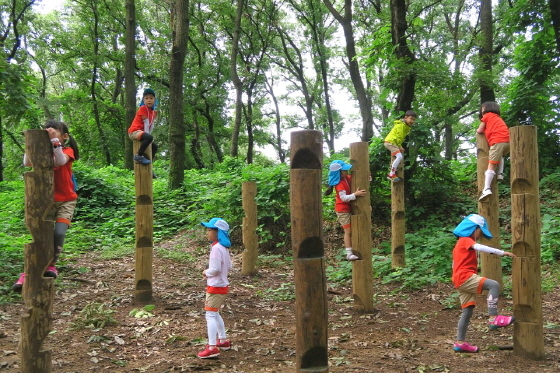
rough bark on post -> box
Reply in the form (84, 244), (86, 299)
(391, 156), (405, 268)
(133, 141), (153, 303)
(20, 130), (55, 373)
(349, 142), (374, 312)
(510, 126), (544, 360)
(476, 133), (502, 285)
(241, 181), (258, 275)
(290, 130), (328, 373)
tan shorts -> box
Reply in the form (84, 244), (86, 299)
(336, 212), (351, 229)
(46, 200), (77, 225)
(204, 292), (227, 312)
(384, 142), (404, 156)
(488, 142), (510, 164)
(457, 274), (486, 308)
(128, 130), (144, 141)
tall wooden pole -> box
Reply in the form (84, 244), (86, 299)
(290, 130), (328, 373)
(133, 142), (153, 303)
(349, 142), (374, 312)
(20, 130), (54, 373)
(510, 126), (544, 359)
(241, 181), (258, 275)
(476, 133), (502, 284)
(391, 155), (405, 268)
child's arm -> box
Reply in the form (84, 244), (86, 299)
(476, 121), (486, 134)
(472, 243), (515, 258)
(205, 255), (221, 277)
(337, 188), (366, 202)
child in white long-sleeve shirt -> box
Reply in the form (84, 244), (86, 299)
(197, 218), (233, 359)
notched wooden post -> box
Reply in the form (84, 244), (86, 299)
(133, 142), (153, 303)
(391, 153), (405, 268)
(349, 142), (374, 312)
(20, 129), (55, 373)
(510, 126), (544, 360)
(290, 130), (328, 373)
(241, 181), (258, 275)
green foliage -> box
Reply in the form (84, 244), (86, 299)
(70, 302), (117, 330)
(255, 281), (294, 301)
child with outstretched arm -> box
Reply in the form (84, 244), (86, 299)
(451, 214), (516, 353)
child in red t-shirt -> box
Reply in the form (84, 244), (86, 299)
(13, 120), (80, 292)
(451, 214), (515, 353)
(128, 88), (158, 165)
(476, 101), (510, 201)
(325, 160), (366, 261)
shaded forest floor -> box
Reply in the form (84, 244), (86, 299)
(1, 230), (559, 373)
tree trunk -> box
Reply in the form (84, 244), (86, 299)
(264, 76), (286, 163)
(230, 0), (245, 157)
(479, 0), (495, 103)
(124, 0), (137, 170)
(323, 0), (374, 141)
(549, 0), (560, 54)
(168, 0), (190, 189)
(390, 0), (417, 113)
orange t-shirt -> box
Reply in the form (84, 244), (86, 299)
(54, 147), (77, 202)
(481, 112), (509, 146)
(451, 236), (477, 288)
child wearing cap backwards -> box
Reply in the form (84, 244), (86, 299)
(325, 160), (367, 261)
(451, 214), (516, 353)
(384, 110), (416, 182)
(128, 88), (158, 165)
(197, 218), (233, 359)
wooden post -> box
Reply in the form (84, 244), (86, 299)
(476, 133), (502, 285)
(349, 142), (374, 312)
(290, 130), (328, 373)
(241, 181), (258, 275)
(133, 142), (153, 303)
(510, 126), (544, 360)
(391, 154), (405, 268)
(20, 130), (55, 373)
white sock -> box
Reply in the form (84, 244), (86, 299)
(390, 153), (403, 174)
(498, 158), (504, 175)
(484, 170), (495, 191)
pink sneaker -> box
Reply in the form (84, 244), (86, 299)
(453, 342), (479, 353)
(216, 340), (231, 350)
(44, 266), (58, 278)
(197, 345), (220, 359)
(12, 273), (25, 293)
(489, 315), (515, 330)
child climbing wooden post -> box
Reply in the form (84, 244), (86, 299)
(241, 181), (258, 275)
(391, 157), (405, 268)
(290, 130), (328, 373)
(476, 132), (503, 284)
(133, 141), (153, 302)
(349, 142), (374, 312)
(20, 130), (54, 373)
(510, 126), (544, 359)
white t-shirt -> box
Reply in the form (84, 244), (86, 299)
(206, 242), (232, 288)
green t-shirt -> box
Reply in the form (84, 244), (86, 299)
(384, 119), (411, 147)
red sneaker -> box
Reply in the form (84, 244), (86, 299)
(216, 340), (231, 350)
(387, 173), (401, 182)
(12, 273), (25, 293)
(197, 345), (220, 359)
(44, 266), (58, 278)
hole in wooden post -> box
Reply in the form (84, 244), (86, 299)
(297, 237), (324, 258)
(136, 279), (151, 290)
(136, 195), (152, 205)
(300, 346), (328, 370)
(137, 236), (152, 247)
(291, 149), (321, 170)
(511, 179), (532, 195)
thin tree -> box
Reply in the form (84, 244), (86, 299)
(168, 0), (189, 189)
(479, 0), (495, 103)
(229, 0), (245, 157)
(124, 0), (136, 170)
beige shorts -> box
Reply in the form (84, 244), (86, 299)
(128, 130), (144, 141)
(488, 142), (510, 164)
(384, 142), (404, 156)
(46, 200), (77, 225)
(457, 274), (486, 308)
(204, 292), (227, 312)
(336, 212), (351, 229)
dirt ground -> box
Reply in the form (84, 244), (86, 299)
(1, 231), (559, 373)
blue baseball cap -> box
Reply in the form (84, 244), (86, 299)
(201, 218), (231, 247)
(453, 214), (493, 239)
